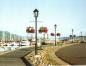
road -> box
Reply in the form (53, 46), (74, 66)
(0, 46), (34, 66)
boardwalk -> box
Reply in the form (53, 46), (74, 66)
(0, 47), (34, 66)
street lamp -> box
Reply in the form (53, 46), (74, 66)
(33, 9), (39, 55)
(72, 29), (74, 43)
(80, 32), (83, 42)
(54, 24), (57, 46)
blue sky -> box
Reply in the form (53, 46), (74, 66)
(0, 0), (86, 37)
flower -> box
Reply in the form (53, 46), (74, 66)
(57, 33), (60, 36)
(26, 27), (35, 33)
(51, 33), (54, 36)
(39, 26), (48, 33)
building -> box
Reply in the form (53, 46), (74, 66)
(0, 31), (26, 42)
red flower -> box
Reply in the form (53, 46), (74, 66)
(31, 29), (35, 33)
(39, 26), (48, 33)
(44, 27), (48, 33)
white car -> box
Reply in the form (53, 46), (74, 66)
(21, 41), (30, 46)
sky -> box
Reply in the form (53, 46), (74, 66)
(0, 0), (86, 37)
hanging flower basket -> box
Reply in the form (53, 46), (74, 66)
(39, 26), (48, 33)
(26, 27), (35, 33)
(51, 33), (54, 36)
(57, 33), (60, 36)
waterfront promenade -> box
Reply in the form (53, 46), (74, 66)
(55, 43), (86, 65)
(0, 42), (86, 66)
(0, 46), (34, 66)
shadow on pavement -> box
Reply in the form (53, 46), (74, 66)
(21, 57), (32, 66)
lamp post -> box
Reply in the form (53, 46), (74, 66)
(72, 29), (74, 43)
(33, 9), (39, 55)
(80, 32), (83, 42)
(54, 24), (57, 46)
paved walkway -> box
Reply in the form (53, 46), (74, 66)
(56, 43), (86, 65)
(0, 46), (34, 66)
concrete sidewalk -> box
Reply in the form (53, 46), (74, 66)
(0, 46), (34, 66)
(56, 43), (86, 65)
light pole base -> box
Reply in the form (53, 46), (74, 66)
(34, 55), (41, 65)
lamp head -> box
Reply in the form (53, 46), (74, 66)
(33, 9), (39, 17)
(54, 24), (57, 28)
